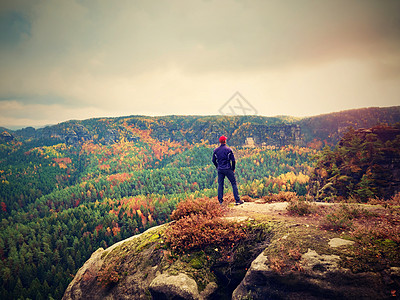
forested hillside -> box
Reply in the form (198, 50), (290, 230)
(5, 106), (400, 147)
(309, 124), (400, 201)
(0, 123), (313, 300)
(0, 107), (399, 299)
(298, 106), (400, 145)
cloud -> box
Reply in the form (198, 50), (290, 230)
(0, 10), (30, 48)
(4, 0), (400, 74)
(0, 0), (399, 128)
(0, 99), (108, 129)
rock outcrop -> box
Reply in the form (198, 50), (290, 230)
(230, 124), (302, 147)
(64, 124), (92, 145)
(63, 222), (256, 299)
(64, 215), (399, 300)
(103, 129), (119, 144)
(63, 248), (105, 300)
(62, 224), (223, 300)
(0, 131), (14, 142)
(63, 225), (167, 300)
(150, 273), (205, 299)
(233, 247), (393, 300)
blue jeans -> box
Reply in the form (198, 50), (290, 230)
(217, 169), (240, 202)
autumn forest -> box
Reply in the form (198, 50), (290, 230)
(1, 108), (400, 299)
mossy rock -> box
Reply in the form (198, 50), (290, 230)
(190, 257), (204, 269)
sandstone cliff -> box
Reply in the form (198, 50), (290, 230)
(0, 131), (14, 142)
(63, 202), (400, 300)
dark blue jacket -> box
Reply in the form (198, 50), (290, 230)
(212, 144), (236, 171)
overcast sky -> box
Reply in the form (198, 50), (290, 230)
(0, 0), (399, 129)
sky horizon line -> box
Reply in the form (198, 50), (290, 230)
(2, 104), (399, 131)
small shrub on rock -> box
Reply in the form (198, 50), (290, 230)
(286, 197), (316, 216)
(368, 192), (400, 207)
(264, 191), (298, 203)
(165, 212), (247, 253)
(345, 213), (400, 272)
(166, 197), (248, 254)
(97, 261), (120, 287)
(320, 212), (352, 231)
(319, 204), (369, 231)
(170, 197), (223, 221)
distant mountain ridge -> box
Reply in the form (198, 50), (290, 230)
(2, 106), (400, 147)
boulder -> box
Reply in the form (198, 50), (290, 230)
(149, 273), (200, 300)
(233, 248), (391, 300)
(328, 238), (355, 248)
(148, 273), (218, 300)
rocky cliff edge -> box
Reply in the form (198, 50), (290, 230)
(63, 201), (400, 300)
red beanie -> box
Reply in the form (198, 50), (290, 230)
(219, 136), (227, 143)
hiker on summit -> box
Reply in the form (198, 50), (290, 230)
(212, 136), (243, 205)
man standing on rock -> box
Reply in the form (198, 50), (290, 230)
(212, 136), (243, 205)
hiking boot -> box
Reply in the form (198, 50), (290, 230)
(219, 200), (224, 205)
(235, 200), (244, 205)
